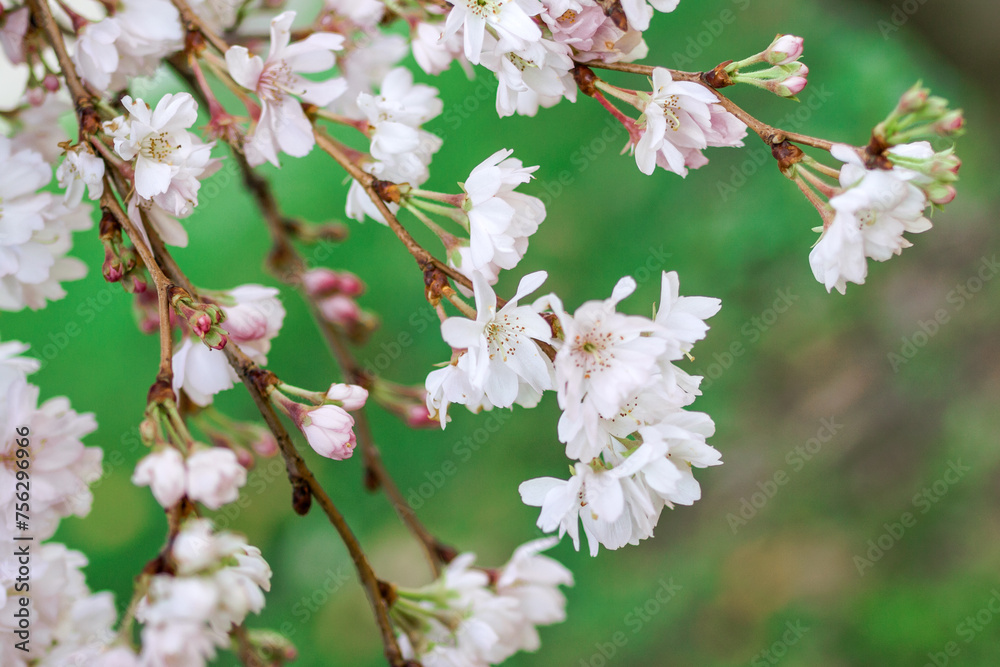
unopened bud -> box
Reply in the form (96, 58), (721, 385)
(764, 34), (804, 65)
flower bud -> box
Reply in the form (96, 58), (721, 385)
(764, 34), (804, 65)
(319, 294), (361, 325)
(325, 383), (368, 411)
(290, 404), (357, 460)
(335, 271), (365, 297)
(43, 74), (60, 92)
(302, 268), (341, 297)
(405, 404), (438, 428)
(930, 110), (965, 136)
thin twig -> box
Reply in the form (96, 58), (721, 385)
(31, 0), (409, 662)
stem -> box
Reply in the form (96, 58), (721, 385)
(168, 55), (452, 583)
(33, 0), (410, 660)
(313, 130), (474, 291)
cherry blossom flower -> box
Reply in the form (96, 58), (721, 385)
(132, 447), (187, 508)
(443, 0), (543, 65)
(620, 0), (680, 32)
(518, 440), (664, 555)
(810, 144), (932, 294)
(74, 0), (183, 93)
(1, 543), (120, 667)
(479, 33), (577, 118)
(137, 520), (271, 667)
(0, 137), (91, 312)
(546, 276), (667, 446)
(633, 67), (723, 176)
(103, 94), (216, 218)
(459, 148), (545, 280)
(185, 446), (248, 510)
(439, 271), (553, 408)
(0, 377), (100, 541)
(226, 11), (347, 166)
(56, 145), (105, 206)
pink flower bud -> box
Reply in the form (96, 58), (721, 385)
(302, 268), (341, 296)
(929, 184), (957, 205)
(251, 430), (279, 457)
(405, 404), (438, 428)
(932, 110), (965, 135)
(782, 75), (809, 96)
(335, 272), (365, 297)
(192, 313), (213, 336)
(765, 34), (804, 65)
(43, 74), (60, 92)
(293, 404), (357, 460)
(325, 383), (368, 411)
(319, 294), (361, 324)
(897, 86), (928, 114)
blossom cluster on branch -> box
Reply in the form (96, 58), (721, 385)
(0, 0), (963, 664)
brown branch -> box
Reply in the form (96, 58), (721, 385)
(31, 1), (409, 662)
(312, 130), (473, 292)
(230, 133), (452, 577)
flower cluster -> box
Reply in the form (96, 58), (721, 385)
(172, 284), (286, 406)
(393, 538), (572, 665)
(135, 519), (272, 667)
(0, 136), (92, 312)
(0, 340), (124, 666)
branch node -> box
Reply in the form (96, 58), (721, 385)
(702, 62), (735, 89)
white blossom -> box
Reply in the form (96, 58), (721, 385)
(443, 0), (543, 65)
(103, 94), (216, 218)
(439, 271), (553, 409)
(56, 146), (106, 206)
(226, 11), (346, 166)
(0, 377), (100, 540)
(810, 144), (932, 294)
(0, 137), (91, 312)
(634, 68), (722, 177)
(459, 148), (545, 280)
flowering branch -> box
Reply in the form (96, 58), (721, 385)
(28, 1), (410, 664)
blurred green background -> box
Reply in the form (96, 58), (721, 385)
(5, 0), (1000, 664)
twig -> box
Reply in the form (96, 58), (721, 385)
(582, 60), (835, 150)
(30, 0), (409, 662)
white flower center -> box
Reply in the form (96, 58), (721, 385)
(140, 132), (178, 162)
(570, 326), (617, 380)
(465, 0), (509, 21)
(486, 314), (525, 362)
(258, 62), (296, 104)
(858, 209), (877, 227)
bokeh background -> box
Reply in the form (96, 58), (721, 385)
(4, 0), (1000, 664)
